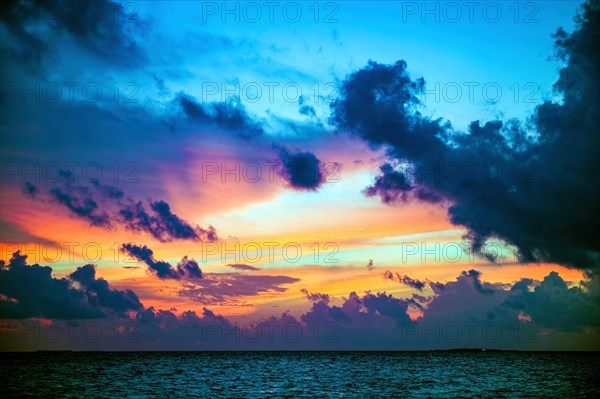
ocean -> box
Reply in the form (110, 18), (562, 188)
(1, 351), (599, 398)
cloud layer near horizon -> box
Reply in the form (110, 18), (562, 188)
(1, 252), (598, 350)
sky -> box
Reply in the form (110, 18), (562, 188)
(0, 0), (599, 351)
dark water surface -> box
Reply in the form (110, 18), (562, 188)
(1, 351), (599, 398)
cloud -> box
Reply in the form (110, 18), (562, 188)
(69, 264), (143, 313)
(0, 0), (147, 70)
(366, 259), (374, 272)
(277, 146), (325, 191)
(49, 187), (112, 228)
(91, 179), (124, 199)
(298, 95), (317, 118)
(120, 243), (202, 280)
(331, 2), (600, 273)
(501, 272), (600, 331)
(26, 178), (217, 243)
(300, 288), (331, 304)
(298, 270), (598, 342)
(364, 163), (413, 204)
(178, 273), (300, 305)
(412, 293), (429, 303)
(178, 93), (264, 139)
(362, 292), (419, 325)
(120, 200), (217, 243)
(226, 263), (260, 271)
(175, 92), (332, 193)
(22, 182), (38, 199)
(0, 219), (53, 244)
(174, 93), (329, 192)
(121, 245), (299, 303)
(299, 290), (419, 329)
(0, 251), (142, 319)
(2, 255), (598, 349)
(25, 176), (119, 228)
(428, 269), (599, 336)
(384, 271), (426, 291)
(464, 269), (495, 295)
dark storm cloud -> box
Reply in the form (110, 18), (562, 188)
(331, 2), (600, 273)
(0, 0), (146, 70)
(330, 59), (438, 157)
(178, 93), (264, 139)
(0, 251), (141, 319)
(226, 263), (260, 271)
(384, 271), (426, 291)
(277, 146), (324, 191)
(120, 243), (202, 280)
